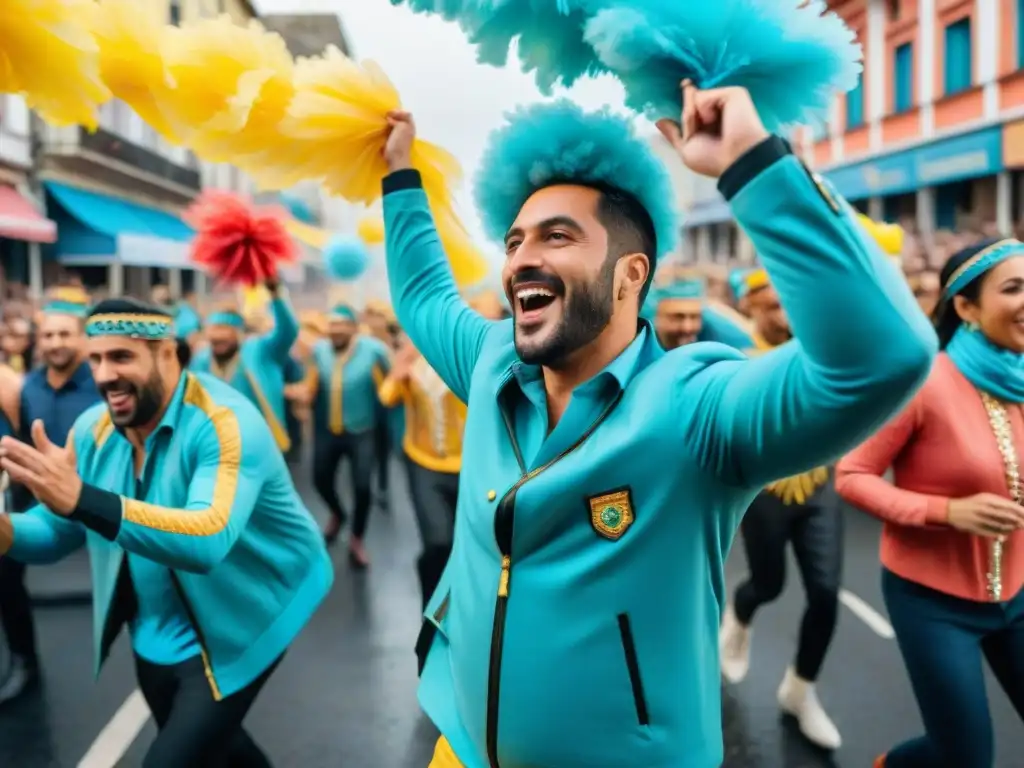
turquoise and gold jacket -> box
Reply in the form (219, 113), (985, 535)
(191, 296), (299, 452)
(2, 372), (332, 699)
(382, 138), (936, 768)
(312, 335), (391, 436)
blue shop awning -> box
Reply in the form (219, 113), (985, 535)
(45, 181), (194, 268)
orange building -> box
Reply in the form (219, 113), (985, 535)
(686, 0), (1024, 264)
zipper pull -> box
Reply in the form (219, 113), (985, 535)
(497, 555), (511, 598)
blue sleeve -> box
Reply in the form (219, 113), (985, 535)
(698, 302), (754, 349)
(382, 170), (495, 404)
(284, 356), (304, 384)
(68, 406), (267, 573)
(256, 295), (300, 363)
(5, 506), (85, 564)
(677, 140), (936, 488)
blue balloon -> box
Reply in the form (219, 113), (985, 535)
(324, 235), (369, 282)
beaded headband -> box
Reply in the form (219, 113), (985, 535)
(85, 313), (173, 340)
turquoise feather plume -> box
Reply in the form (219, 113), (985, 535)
(474, 100), (678, 261)
(583, 0), (862, 129)
(390, 0), (606, 92)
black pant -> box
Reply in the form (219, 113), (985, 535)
(312, 430), (376, 539)
(882, 570), (1024, 768)
(405, 458), (459, 608)
(135, 654), (278, 768)
(0, 557), (37, 665)
(374, 414), (390, 494)
(733, 487), (843, 681)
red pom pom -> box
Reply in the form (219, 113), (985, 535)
(185, 191), (298, 287)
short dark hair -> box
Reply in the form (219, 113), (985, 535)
(593, 185), (658, 302)
(87, 297), (172, 319)
(933, 236), (1002, 349)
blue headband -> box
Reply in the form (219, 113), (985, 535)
(657, 279), (705, 301)
(330, 304), (356, 321)
(207, 311), (246, 329)
(86, 313), (173, 340)
(728, 269), (751, 300)
(44, 300), (89, 318)
(944, 239), (1024, 298)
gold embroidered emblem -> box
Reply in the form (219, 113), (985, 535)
(588, 489), (635, 541)
(810, 171), (842, 215)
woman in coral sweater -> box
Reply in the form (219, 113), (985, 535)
(836, 237), (1024, 768)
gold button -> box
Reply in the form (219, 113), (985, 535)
(487, 490), (497, 501)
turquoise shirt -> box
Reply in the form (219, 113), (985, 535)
(6, 372), (333, 699)
(191, 296), (299, 452)
(312, 336), (391, 436)
(382, 151), (936, 768)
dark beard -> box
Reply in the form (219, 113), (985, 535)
(103, 372), (165, 428)
(515, 258), (616, 367)
(212, 347), (238, 367)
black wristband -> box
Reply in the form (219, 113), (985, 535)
(718, 135), (792, 202)
(70, 483), (123, 541)
(383, 169), (423, 196)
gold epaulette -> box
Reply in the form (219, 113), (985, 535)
(765, 466), (830, 505)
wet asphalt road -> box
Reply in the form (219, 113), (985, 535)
(1, 464), (1022, 767)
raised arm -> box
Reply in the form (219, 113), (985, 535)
(69, 408), (266, 573)
(668, 96), (934, 488)
(381, 114), (495, 403)
(256, 286), (300, 364)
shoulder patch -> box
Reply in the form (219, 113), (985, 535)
(806, 167), (842, 215)
(586, 487), (635, 541)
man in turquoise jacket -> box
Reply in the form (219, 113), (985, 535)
(190, 281), (299, 455)
(381, 82), (936, 768)
(0, 298), (332, 767)
(311, 303), (391, 565)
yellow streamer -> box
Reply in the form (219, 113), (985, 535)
(0, 0), (109, 128)
(93, 0), (180, 143)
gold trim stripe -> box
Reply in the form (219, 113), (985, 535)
(93, 411), (114, 448)
(943, 239), (1020, 295)
(86, 313), (172, 327)
(123, 375), (241, 536)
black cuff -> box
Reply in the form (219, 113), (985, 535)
(382, 169), (423, 196)
(717, 135), (792, 202)
(70, 483), (123, 541)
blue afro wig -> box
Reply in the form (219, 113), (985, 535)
(474, 100), (678, 271)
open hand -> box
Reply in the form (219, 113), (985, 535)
(657, 80), (770, 179)
(0, 420), (81, 516)
(384, 111), (416, 173)
(946, 493), (1024, 537)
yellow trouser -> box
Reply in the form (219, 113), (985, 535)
(429, 737), (464, 767)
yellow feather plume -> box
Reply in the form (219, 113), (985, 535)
(0, 0), (109, 128)
(269, 47), (487, 287)
(357, 216), (385, 245)
(160, 16), (294, 159)
(93, 0), (179, 143)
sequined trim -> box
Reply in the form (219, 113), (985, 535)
(978, 391), (1019, 602)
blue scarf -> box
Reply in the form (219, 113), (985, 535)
(946, 325), (1024, 403)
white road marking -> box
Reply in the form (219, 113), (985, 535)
(77, 688), (151, 768)
(840, 588), (895, 639)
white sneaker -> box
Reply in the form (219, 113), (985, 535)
(777, 666), (842, 750)
(719, 605), (752, 684)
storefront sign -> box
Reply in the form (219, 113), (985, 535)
(826, 125), (1004, 200)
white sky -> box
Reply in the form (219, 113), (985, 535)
(254, 0), (643, 266)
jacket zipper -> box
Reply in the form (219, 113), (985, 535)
(169, 572), (224, 701)
(485, 390), (624, 768)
